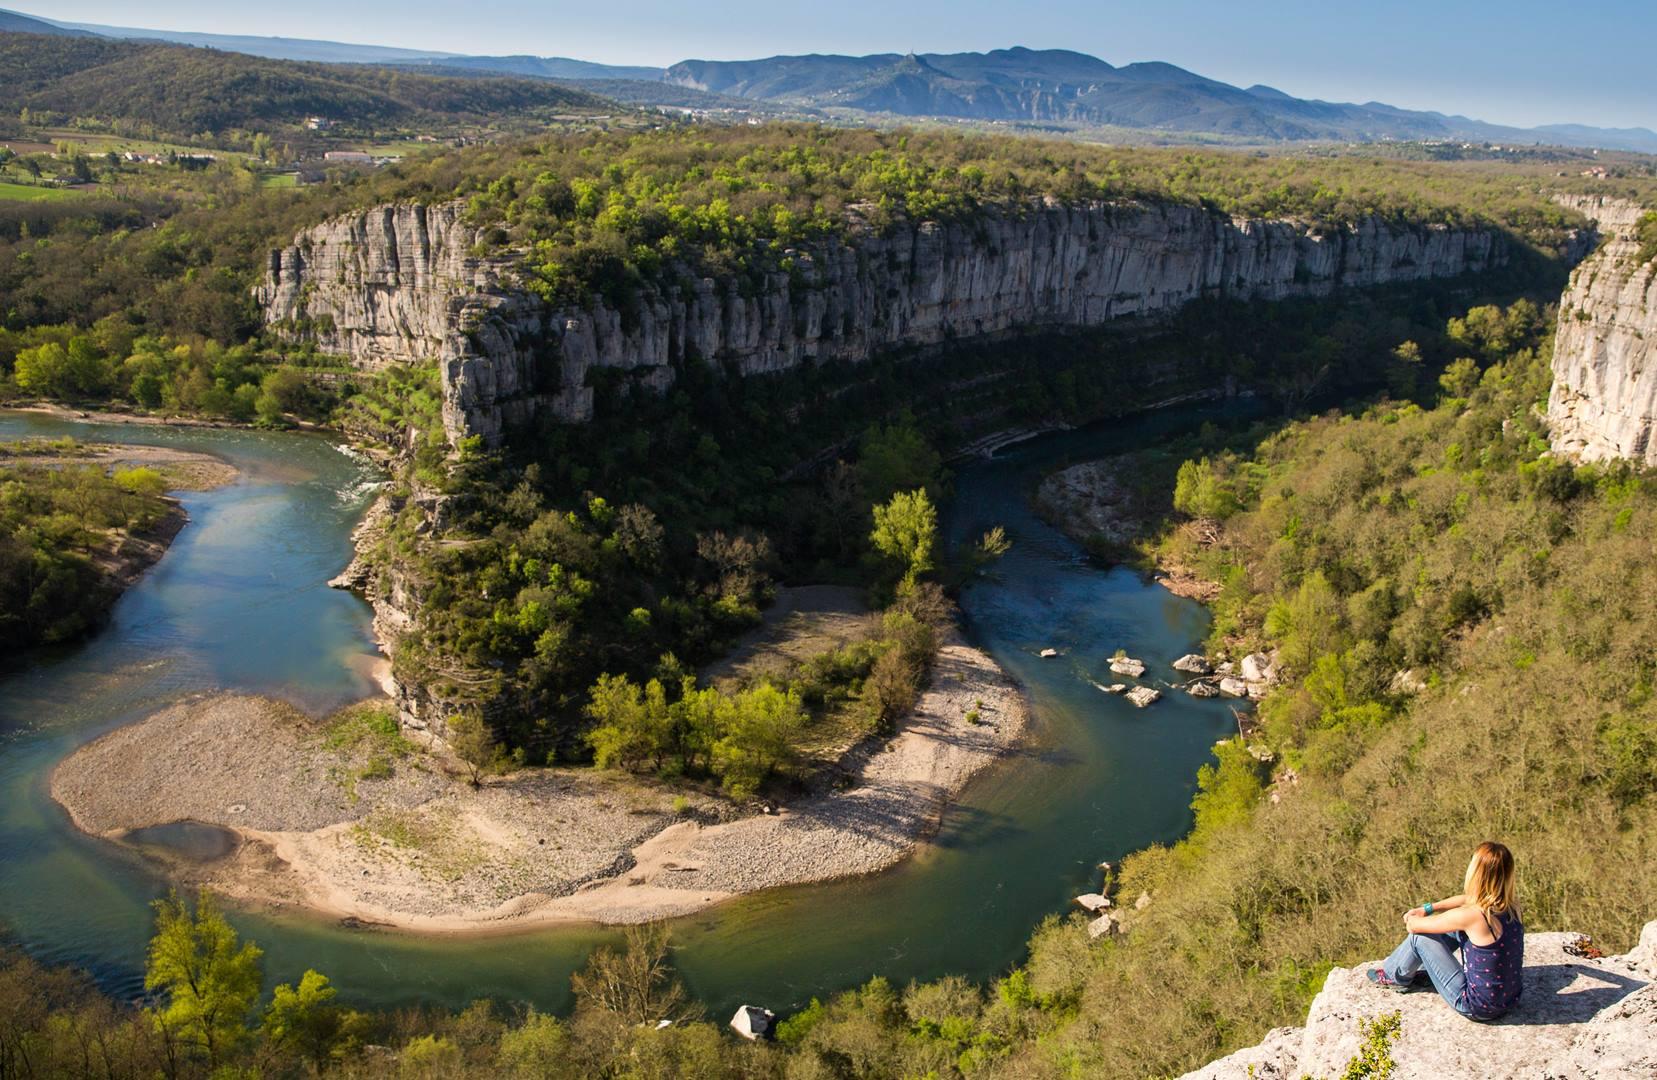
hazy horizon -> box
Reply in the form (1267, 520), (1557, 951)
(21, 0), (1657, 133)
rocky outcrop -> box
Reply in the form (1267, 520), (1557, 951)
(260, 199), (1508, 446)
(1181, 920), (1657, 1080)
(1547, 196), (1657, 465)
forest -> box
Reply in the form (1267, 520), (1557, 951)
(0, 32), (614, 139)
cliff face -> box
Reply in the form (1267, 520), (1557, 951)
(1547, 196), (1657, 464)
(259, 199), (1507, 446)
(1182, 920), (1657, 1080)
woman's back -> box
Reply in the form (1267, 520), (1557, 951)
(1461, 909), (1524, 1018)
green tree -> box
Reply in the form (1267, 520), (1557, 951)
(585, 674), (675, 772)
(144, 891), (262, 1069)
(1173, 458), (1239, 520)
(711, 683), (804, 798)
(497, 1011), (575, 1078)
(446, 710), (500, 786)
(871, 488), (938, 585)
(859, 419), (942, 502)
(263, 969), (349, 1071)
(398, 1034), (462, 1078)
(1438, 357), (1481, 399)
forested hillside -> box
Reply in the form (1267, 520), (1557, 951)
(0, 31), (616, 138)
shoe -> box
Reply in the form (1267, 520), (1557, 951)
(1366, 968), (1411, 993)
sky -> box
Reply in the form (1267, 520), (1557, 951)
(26, 0), (1657, 131)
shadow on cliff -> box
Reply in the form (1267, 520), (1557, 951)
(1482, 962), (1647, 1027)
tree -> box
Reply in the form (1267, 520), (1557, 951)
(1386, 340), (1423, 399)
(710, 683), (804, 798)
(585, 674), (674, 772)
(570, 923), (698, 1025)
(1438, 357), (1481, 399)
(871, 488), (938, 585)
(1173, 458), (1240, 520)
(497, 1011), (575, 1079)
(446, 710), (499, 786)
(263, 969), (350, 1071)
(858, 419), (942, 502)
(144, 891), (262, 1069)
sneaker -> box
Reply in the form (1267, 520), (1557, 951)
(1366, 968), (1411, 993)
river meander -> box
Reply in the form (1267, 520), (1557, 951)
(0, 405), (1241, 1018)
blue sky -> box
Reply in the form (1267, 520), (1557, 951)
(29, 0), (1657, 130)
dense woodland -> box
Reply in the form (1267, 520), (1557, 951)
(0, 32), (613, 140)
(0, 439), (174, 650)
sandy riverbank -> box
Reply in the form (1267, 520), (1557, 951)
(50, 632), (1026, 931)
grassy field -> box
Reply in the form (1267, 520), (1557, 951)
(34, 128), (255, 163)
(261, 172), (299, 189)
(0, 180), (80, 202)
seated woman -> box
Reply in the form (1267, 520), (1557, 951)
(1367, 840), (1524, 1021)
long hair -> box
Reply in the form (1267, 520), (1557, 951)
(1463, 841), (1517, 913)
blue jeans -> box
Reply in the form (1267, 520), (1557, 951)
(1383, 932), (1489, 1020)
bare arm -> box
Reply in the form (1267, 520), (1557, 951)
(1404, 893), (1467, 920)
(1404, 903), (1478, 935)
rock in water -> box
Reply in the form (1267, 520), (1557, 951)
(1074, 893), (1111, 912)
(1125, 686), (1161, 708)
(1187, 681), (1219, 698)
(1040, 648), (1060, 658)
(1218, 677), (1249, 697)
(730, 1005), (776, 1041)
(1178, 920), (1657, 1079)
(1110, 657), (1147, 678)
(1173, 653), (1212, 674)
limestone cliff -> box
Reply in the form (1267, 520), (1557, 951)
(1182, 920), (1657, 1080)
(259, 199), (1508, 446)
(1547, 196), (1657, 464)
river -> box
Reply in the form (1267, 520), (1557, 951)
(0, 405), (1240, 1018)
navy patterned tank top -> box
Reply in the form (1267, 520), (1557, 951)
(1461, 909), (1523, 1018)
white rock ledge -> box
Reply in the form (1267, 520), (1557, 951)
(1181, 920), (1657, 1080)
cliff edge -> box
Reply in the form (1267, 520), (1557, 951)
(1547, 195), (1656, 465)
(258, 200), (1506, 446)
(1181, 920), (1656, 1079)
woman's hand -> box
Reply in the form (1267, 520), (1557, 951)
(1405, 906), (1427, 921)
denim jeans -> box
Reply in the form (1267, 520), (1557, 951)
(1382, 932), (1487, 1019)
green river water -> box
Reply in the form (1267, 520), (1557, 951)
(0, 405), (1243, 1018)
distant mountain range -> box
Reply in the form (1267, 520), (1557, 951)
(6, 8), (1655, 154)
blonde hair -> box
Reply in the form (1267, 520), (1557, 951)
(1464, 841), (1517, 914)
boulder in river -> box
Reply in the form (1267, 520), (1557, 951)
(1109, 656), (1147, 678)
(1218, 677), (1249, 697)
(731, 1005), (777, 1041)
(1187, 681), (1219, 698)
(1075, 893), (1111, 912)
(1040, 648), (1060, 658)
(1126, 686), (1162, 708)
(1173, 653), (1212, 674)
